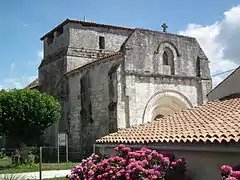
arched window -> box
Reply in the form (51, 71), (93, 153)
(163, 51), (168, 65)
(162, 48), (174, 75)
(196, 57), (201, 77)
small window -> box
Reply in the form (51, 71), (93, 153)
(196, 57), (201, 77)
(99, 36), (105, 49)
(56, 27), (63, 37)
(47, 34), (54, 45)
(163, 51), (168, 65)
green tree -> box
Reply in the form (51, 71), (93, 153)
(0, 89), (61, 148)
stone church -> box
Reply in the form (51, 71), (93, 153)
(27, 19), (212, 157)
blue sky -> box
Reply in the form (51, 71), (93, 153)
(0, 0), (240, 89)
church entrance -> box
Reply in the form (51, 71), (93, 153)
(154, 114), (164, 120)
(142, 90), (192, 123)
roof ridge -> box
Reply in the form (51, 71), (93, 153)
(41, 18), (197, 41)
(135, 28), (196, 40)
(41, 19), (134, 40)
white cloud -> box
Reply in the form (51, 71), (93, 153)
(179, 5), (240, 87)
(9, 61), (15, 75)
(26, 50), (43, 66)
(0, 50), (41, 90)
(0, 76), (37, 90)
(37, 50), (43, 59)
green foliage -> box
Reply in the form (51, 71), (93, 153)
(0, 89), (61, 142)
(13, 163), (38, 169)
(0, 151), (5, 159)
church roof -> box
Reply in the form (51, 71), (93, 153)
(41, 18), (134, 40)
(96, 97), (240, 144)
(64, 52), (123, 77)
(24, 78), (39, 89)
(41, 18), (196, 41)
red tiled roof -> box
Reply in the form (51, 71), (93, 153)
(41, 19), (133, 40)
(96, 97), (240, 144)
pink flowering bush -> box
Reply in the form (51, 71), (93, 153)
(66, 144), (189, 180)
(221, 165), (240, 180)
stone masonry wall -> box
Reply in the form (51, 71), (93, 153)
(39, 21), (212, 151)
(43, 24), (70, 57)
(65, 55), (123, 157)
(125, 75), (199, 125)
(39, 22), (132, 147)
(122, 29), (212, 126)
(123, 29), (210, 78)
(68, 23), (131, 51)
(65, 23), (132, 72)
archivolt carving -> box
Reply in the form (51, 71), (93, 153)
(142, 90), (192, 123)
(155, 41), (181, 57)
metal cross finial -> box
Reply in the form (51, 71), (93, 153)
(161, 23), (168, 33)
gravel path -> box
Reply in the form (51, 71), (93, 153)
(0, 169), (71, 179)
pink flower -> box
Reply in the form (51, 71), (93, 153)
(142, 159), (149, 166)
(171, 162), (177, 166)
(163, 157), (170, 165)
(148, 169), (155, 175)
(225, 177), (237, 180)
(177, 158), (183, 163)
(221, 165), (233, 175)
(155, 171), (161, 177)
(123, 147), (131, 151)
(66, 145), (188, 180)
(119, 144), (125, 149)
(116, 172), (122, 177)
(147, 155), (153, 161)
(231, 171), (240, 179)
(88, 170), (94, 175)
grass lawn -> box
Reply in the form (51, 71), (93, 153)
(0, 157), (77, 174)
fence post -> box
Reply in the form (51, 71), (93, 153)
(39, 146), (42, 180)
(66, 133), (68, 163)
(93, 144), (96, 154)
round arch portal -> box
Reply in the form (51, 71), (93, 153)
(142, 91), (193, 123)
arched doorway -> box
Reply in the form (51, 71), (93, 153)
(154, 114), (164, 120)
(142, 90), (192, 123)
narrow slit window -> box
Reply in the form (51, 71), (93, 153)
(47, 34), (54, 45)
(163, 51), (168, 65)
(56, 27), (63, 37)
(99, 36), (105, 49)
(196, 57), (201, 77)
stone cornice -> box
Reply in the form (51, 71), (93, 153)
(125, 71), (211, 81)
(39, 46), (115, 69)
(67, 47), (114, 58)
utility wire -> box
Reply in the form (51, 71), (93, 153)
(211, 68), (237, 77)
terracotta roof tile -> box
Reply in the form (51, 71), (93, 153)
(96, 98), (240, 144)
